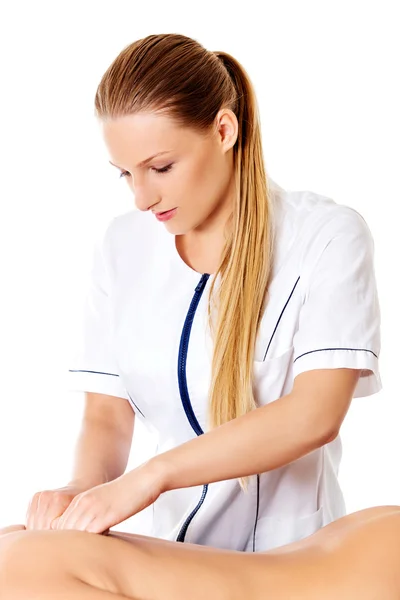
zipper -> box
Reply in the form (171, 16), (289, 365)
(177, 273), (209, 435)
(176, 272), (210, 542)
(176, 483), (208, 542)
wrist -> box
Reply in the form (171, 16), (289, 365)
(145, 454), (176, 495)
(66, 477), (105, 490)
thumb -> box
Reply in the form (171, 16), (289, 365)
(50, 517), (61, 530)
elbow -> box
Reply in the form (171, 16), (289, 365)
(302, 403), (344, 447)
(318, 422), (340, 445)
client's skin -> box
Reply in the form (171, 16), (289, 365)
(0, 505), (399, 599)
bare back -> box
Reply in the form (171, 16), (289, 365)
(1, 506), (399, 599)
(104, 505), (400, 600)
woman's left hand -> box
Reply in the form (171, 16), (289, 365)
(51, 463), (163, 534)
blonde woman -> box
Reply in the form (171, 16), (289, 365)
(7, 30), (382, 569)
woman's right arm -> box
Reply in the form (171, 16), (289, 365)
(25, 392), (135, 530)
(67, 391), (135, 489)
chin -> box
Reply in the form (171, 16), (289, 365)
(163, 221), (190, 236)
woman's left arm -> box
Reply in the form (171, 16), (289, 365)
(143, 367), (361, 493)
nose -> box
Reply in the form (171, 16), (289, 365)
(132, 184), (160, 212)
(134, 194), (155, 212)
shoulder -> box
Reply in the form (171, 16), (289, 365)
(275, 182), (372, 253)
(272, 179), (371, 241)
(301, 200), (374, 266)
(269, 180), (375, 288)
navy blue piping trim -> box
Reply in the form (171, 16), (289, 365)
(127, 391), (146, 418)
(176, 273), (210, 543)
(262, 276), (300, 361)
(177, 273), (210, 436)
(176, 484), (209, 543)
(68, 369), (144, 417)
(252, 474), (260, 552)
(294, 347), (378, 362)
(68, 369), (120, 377)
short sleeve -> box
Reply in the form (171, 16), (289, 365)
(67, 221), (130, 400)
(293, 207), (382, 398)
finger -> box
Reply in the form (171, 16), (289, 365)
(48, 495), (79, 529)
(56, 504), (101, 533)
(39, 495), (69, 531)
(57, 512), (96, 532)
(55, 491), (112, 533)
(28, 491), (55, 530)
(25, 493), (40, 530)
(83, 515), (110, 534)
(54, 507), (72, 530)
(50, 517), (60, 530)
(55, 493), (92, 531)
(36, 492), (65, 530)
(35, 492), (51, 530)
(54, 501), (83, 531)
(83, 505), (117, 535)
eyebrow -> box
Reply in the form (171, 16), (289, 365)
(109, 151), (172, 170)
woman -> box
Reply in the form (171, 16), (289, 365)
(24, 32), (382, 553)
(0, 505), (399, 598)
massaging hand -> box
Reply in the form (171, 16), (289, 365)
(25, 484), (88, 531)
(51, 464), (162, 534)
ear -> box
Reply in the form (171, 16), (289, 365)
(215, 108), (238, 152)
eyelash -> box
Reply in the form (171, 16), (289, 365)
(119, 164), (173, 178)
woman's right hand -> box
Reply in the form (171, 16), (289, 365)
(25, 484), (90, 530)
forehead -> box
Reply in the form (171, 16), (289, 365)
(102, 112), (176, 140)
(100, 112), (199, 159)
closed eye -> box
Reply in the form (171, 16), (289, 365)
(119, 164), (173, 178)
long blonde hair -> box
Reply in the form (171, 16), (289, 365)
(95, 34), (275, 479)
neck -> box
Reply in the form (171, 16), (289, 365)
(175, 227), (228, 275)
(176, 179), (235, 274)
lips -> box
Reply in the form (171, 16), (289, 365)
(154, 207), (177, 222)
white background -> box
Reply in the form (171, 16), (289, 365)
(0, 1), (398, 533)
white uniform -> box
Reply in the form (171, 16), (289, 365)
(67, 179), (382, 552)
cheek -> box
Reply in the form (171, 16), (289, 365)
(168, 151), (224, 219)
(187, 156), (222, 203)
(167, 165), (201, 209)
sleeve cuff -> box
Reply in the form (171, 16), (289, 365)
(66, 369), (130, 400)
(293, 347), (382, 398)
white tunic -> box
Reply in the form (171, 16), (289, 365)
(67, 179), (382, 552)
